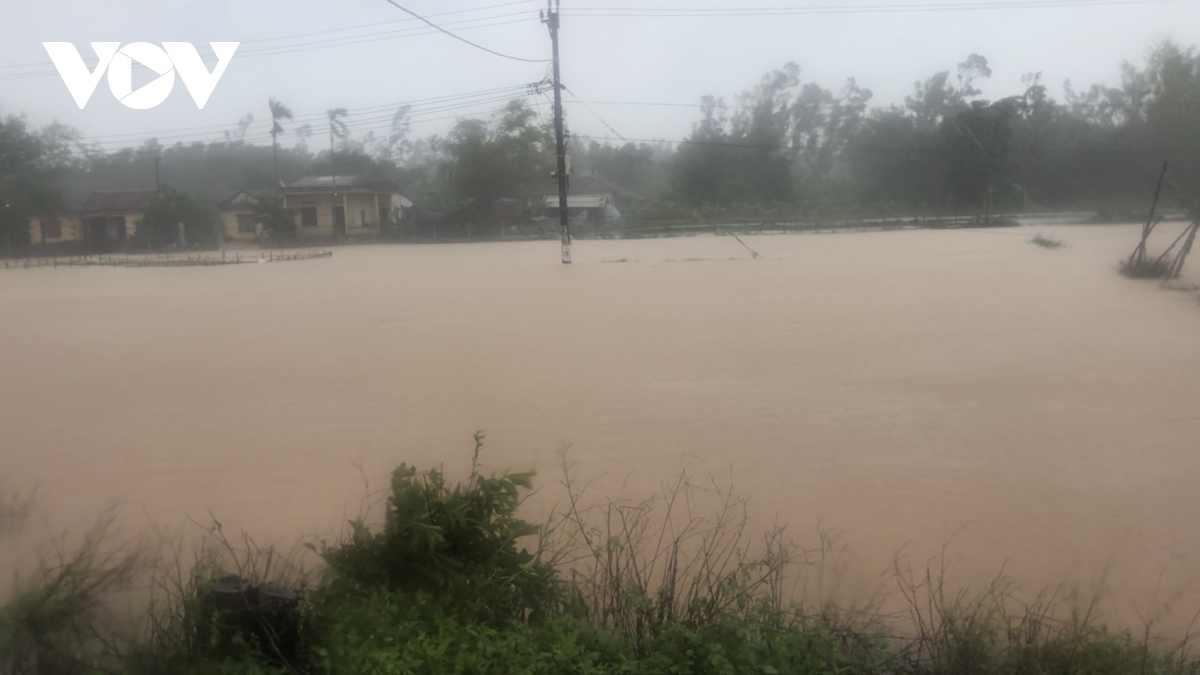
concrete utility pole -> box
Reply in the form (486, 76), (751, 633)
(543, 0), (571, 264)
(151, 152), (161, 252)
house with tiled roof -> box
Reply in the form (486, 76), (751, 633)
(29, 189), (157, 249)
(278, 175), (410, 239)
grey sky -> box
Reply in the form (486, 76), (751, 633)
(2, 0), (1198, 154)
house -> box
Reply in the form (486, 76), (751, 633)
(279, 176), (411, 239)
(217, 190), (273, 243)
(541, 194), (622, 226)
(540, 171), (638, 227)
(29, 189), (157, 249)
(570, 171), (642, 210)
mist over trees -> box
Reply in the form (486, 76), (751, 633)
(5, 40), (1200, 245)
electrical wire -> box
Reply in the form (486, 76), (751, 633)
(562, 0), (1195, 17)
(77, 84), (539, 142)
(0, 1), (539, 72)
(379, 0), (550, 62)
(0, 12), (544, 82)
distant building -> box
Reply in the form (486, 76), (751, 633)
(279, 176), (411, 239)
(540, 171), (640, 227)
(541, 194), (622, 227)
(29, 189), (157, 250)
(217, 190), (273, 243)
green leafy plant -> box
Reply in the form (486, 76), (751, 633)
(320, 432), (560, 625)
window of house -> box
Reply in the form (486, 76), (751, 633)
(360, 209), (367, 227)
(236, 213), (256, 234)
(300, 204), (318, 227)
(42, 219), (62, 240)
(379, 204), (391, 223)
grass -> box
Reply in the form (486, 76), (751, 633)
(4, 437), (1200, 674)
(1029, 234), (1066, 249)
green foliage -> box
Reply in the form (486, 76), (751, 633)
(140, 185), (218, 248)
(0, 115), (69, 254)
(251, 197), (296, 243)
(320, 432), (560, 625)
(440, 100), (553, 233)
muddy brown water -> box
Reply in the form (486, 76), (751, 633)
(3, 223), (1200, 632)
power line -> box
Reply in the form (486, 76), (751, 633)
(75, 83), (538, 142)
(224, 14), (539, 60)
(562, 86), (630, 141)
(0, 14), (544, 82)
(379, 0), (550, 62)
(0, 1), (539, 73)
(239, 0), (536, 45)
(563, 0), (1195, 16)
(76, 92), (545, 153)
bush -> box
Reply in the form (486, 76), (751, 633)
(1120, 256), (1172, 279)
(320, 432), (560, 626)
(1029, 234), (1065, 249)
(252, 198), (297, 244)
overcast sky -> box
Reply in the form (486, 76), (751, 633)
(1, 0), (1198, 154)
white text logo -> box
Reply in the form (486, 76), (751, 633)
(42, 42), (239, 110)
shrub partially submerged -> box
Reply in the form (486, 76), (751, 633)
(1029, 234), (1065, 249)
(1120, 256), (1173, 279)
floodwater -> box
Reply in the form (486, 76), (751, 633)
(3, 223), (1200, 629)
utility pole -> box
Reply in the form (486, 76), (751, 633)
(543, 0), (571, 264)
(330, 125), (342, 243)
(151, 151), (161, 252)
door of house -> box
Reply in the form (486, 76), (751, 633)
(333, 204), (346, 235)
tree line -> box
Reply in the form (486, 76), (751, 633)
(3, 40), (1199, 250)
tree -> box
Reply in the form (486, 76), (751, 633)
(224, 113), (254, 142)
(327, 108), (348, 175)
(940, 99), (1019, 218)
(252, 197), (296, 243)
(440, 99), (552, 234)
(295, 123), (313, 153)
(0, 115), (68, 255)
(269, 98), (293, 187)
(140, 185), (216, 248)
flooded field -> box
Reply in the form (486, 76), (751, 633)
(4, 223), (1200, 628)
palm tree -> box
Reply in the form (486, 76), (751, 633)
(326, 107), (348, 174)
(269, 98), (293, 187)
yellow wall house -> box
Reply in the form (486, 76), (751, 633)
(280, 176), (409, 240)
(218, 190), (273, 243)
(29, 189), (156, 249)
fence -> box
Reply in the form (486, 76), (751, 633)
(1, 250), (333, 270)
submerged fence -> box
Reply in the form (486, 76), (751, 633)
(1, 250), (333, 270)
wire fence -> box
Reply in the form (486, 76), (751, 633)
(1, 250), (333, 270)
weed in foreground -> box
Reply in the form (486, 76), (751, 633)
(0, 505), (145, 674)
